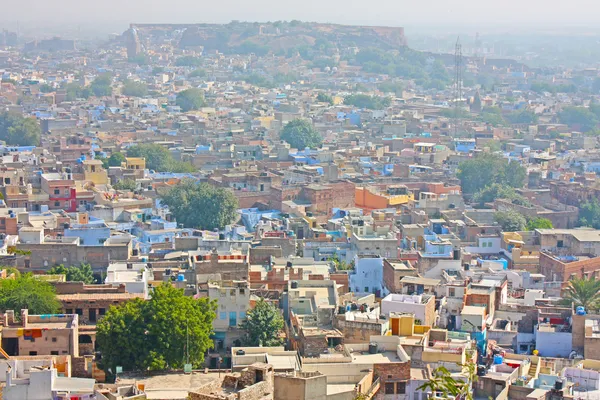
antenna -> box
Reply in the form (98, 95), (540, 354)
(453, 37), (463, 136)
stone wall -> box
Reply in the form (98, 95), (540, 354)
(540, 252), (600, 282)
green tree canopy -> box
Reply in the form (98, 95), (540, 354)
(160, 179), (238, 230)
(175, 88), (205, 112)
(240, 299), (284, 347)
(188, 69), (206, 78)
(316, 92), (333, 105)
(280, 119), (323, 150)
(122, 80), (148, 97)
(175, 56), (202, 67)
(473, 183), (518, 205)
(561, 276), (600, 312)
(507, 109), (539, 124)
(344, 94), (391, 110)
(457, 153), (526, 194)
(0, 274), (61, 315)
(63, 82), (91, 101)
(578, 198), (600, 229)
(47, 263), (95, 284)
(96, 283), (216, 374)
(378, 81), (404, 96)
(90, 73), (113, 97)
(127, 143), (195, 173)
(0, 111), (41, 146)
(107, 152), (126, 167)
(526, 217), (553, 231)
(494, 210), (527, 232)
(558, 106), (598, 132)
(113, 179), (137, 192)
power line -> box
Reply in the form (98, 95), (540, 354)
(454, 37), (463, 136)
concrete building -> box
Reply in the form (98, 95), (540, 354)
(105, 262), (154, 299)
(381, 293), (436, 326)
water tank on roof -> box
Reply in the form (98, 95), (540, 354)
(493, 355), (504, 365)
(177, 274), (185, 282)
(368, 343), (378, 354)
(576, 306), (586, 315)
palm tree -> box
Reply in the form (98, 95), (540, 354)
(562, 276), (600, 312)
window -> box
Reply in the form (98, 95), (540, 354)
(488, 242), (493, 247)
(220, 312), (226, 320)
(239, 288), (245, 295)
(519, 344), (528, 352)
(385, 383), (395, 394)
(557, 240), (564, 248)
(239, 311), (246, 319)
(229, 312), (237, 327)
(51, 351), (59, 355)
(52, 338), (57, 343)
(54, 202), (60, 207)
(397, 382), (406, 394)
(99, 308), (106, 316)
(364, 287), (369, 293)
(482, 242), (487, 248)
(54, 189), (60, 195)
(65, 309), (73, 314)
(29, 351), (37, 356)
(75, 309), (83, 316)
(449, 288), (455, 297)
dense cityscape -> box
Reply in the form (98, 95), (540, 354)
(0, 17), (600, 400)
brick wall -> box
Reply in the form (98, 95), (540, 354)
(540, 252), (600, 282)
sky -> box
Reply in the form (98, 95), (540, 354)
(2, 0), (600, 34)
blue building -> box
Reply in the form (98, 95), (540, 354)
(64, 216), (111, 246)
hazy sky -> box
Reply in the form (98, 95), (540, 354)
(2, 0), (600, 33)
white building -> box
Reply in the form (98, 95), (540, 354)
(105, 262), (153, 299)
(349, 256), (384, 296)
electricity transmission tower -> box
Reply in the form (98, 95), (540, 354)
(453, 37), (463, 136)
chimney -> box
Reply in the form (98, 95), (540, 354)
(5, 310), (14, 326)
(20, 309), (28, 327)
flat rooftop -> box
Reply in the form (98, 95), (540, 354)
(350, 351), (399, 364)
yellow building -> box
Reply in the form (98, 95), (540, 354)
(124, 157), (146, 171)
(82, 160), (108, 185)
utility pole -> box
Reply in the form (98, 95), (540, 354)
(453, 37), (463, 137)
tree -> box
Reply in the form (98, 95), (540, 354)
(188, 69), (206, 78)
(39, 83), (54, 93)
(113, 179), (137, 192)
(457, 153), (526, 194)
(344, 94), (391, 110)
(507, 109), (538, 124)
(418, 354), (477, 400)
(472, 183), (518, 205)
(96, 283), (216, 374)
(0, 111), (41, 146)
(328, 253), (354, 271)
(240, 299), (284, 347)
(90, 73), (113, 97)
(175, 56), (202, 67)
(378, 81), (404, 96)
(106, 152), (126, 167)
(494, 210), (527, 232)
(526, 217), (553, 231)
(127, 143), (195, 173)
(578, 198), (600, 229)
(122, 80), (148, 97)
(561, 276), (600, 312)
(160, 179), (238, 230)
(175, 88), (205, 112)
(316, 92), (333, 105)
(558, 106), (598, 132)
(0, 274), (61, 315)
(63, 82), (91, 101)
(280, 119), (323, 150)
(47, 263), (95, 284)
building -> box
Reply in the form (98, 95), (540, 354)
(381, 293), (436, 326)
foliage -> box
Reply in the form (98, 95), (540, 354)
(506, 109), (539, 124)
(561, 276), (600, 312)
(473, 183), (519, 205)
(39, 83), (54, 93)
(122, 80), (148, 97)
(64, 82), (91, 101)
(113, 179), (137, 192)
(175, 56), (202, 67)
(526, 217), (553, 231)
(128, 54), (149, 65)
(477, 106), (506, 126)
(0, 274), (61, 315)
(558, 106), (598, 132)
(175, 88), (205, 112)
(90, 73), (113, 97)
(106, 152), (126, 167)
(344, 94), (391, 110)
(47, 263), (95, 284)
(240, 299), (284, 347)
(578, 198), (600, 229)
(280, 119), (323, 149)
(127, 143), (196, 173)
(152, 66), (165, 75)
(378, 81), (404, 96)
(418, 353), (477, 400)
(494, 210), (527, 232)
(160, 178), (238, 230)
(232, 41), (269, 56)
(0, 111), (41, 146)
(328, 253), (353, 271)
(96, 283), (216, 374)
(241, 73), (273, 88)
(188, 69), (206, 78)
(316, 92), (333, 105)
(457, 153), (526, 194)
(530, 82), (577, 94)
